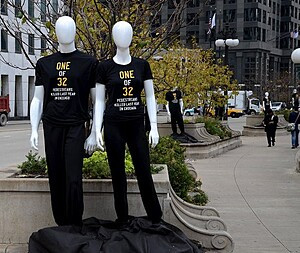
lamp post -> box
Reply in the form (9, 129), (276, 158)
(292, 48), (300, 82)
(215, 23), (239, 120)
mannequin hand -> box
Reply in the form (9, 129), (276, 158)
(149, 129), (159, 147)
(95, 130), (105, 151)
(181, 110), (183, 115)
(30, 131), (39, 151)
(84, 131), (98, 155)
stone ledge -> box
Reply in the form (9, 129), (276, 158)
(183, 136), (242, 159)
(0, 165), (234, 252)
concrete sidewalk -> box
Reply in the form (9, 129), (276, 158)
(191, 134), (300, 253)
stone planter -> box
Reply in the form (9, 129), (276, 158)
(0, 166), (234, 253)
(242, 114), (288, 136)
(158, 123), (242, 159)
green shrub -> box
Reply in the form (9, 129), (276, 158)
(82, 149), (163, 179)
(150, 136), (208, 205)
(17, 151), (47, 176)
(276, 109), (292, 121)
(195, 116), (231, 139)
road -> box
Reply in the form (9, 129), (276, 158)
(0, 121), (44, 175)
(0, 116), (246, 175)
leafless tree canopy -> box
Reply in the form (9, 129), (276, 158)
(0, 0), (197, 69)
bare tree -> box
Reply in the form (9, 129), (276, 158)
(0, 0), (196, 69)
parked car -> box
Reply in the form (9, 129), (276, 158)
(271, 102), (286, 111)
(184, 107), (202, 116)
(227, 107), (244, 118)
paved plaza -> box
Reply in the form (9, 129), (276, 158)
(192, 134), (300, 253)
(1, 118), (300, 252)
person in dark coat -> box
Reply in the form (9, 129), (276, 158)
(288, 108), (300, 149)
(263, 109), (278, 147)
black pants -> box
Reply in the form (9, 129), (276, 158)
(266, 129), (276, 145)
(104, 119), (162, 222)
(43, 122), (85, 226)
(170, 110), (184, 134)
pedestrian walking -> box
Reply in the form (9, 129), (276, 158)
(263, 109), (278, 147)
(288, 108), (300, 149)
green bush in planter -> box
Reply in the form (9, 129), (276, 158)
(149, 136), (208, 205)
(82, 149), (163, 179)
(195, 116), (231, 139)
(17, 150), (47, 176)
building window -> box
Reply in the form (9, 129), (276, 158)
(244, 27), (257, 41)
(15, 0), (22, 17)
(281, 5), (289, 16)
(187, 0), (200, 7)
(187, 13), (199, 25)
(41, 0), (46, 21)
(15, 32), (22, 53)
(272, 18), (275, 31)
(244, 8), (257, 21)
(28, 34), (34, 55)
(262, 28), (266, 42)
(224, 9), (236, 22)
(263, 10), (266, 23)
(41, 36), (47, 53)
(276, 20), (279, 32)
(277, 3), (280, 15)
(257, 9), (261, 22)
(28, 0), (34, 17)
(52, 0), (58, 13)
(1, 0), (7, 15)
(186, 31), (199, 45)
(257, 28), (261, 41)
(224, 0), (236, 3)
(1, 29), (8, 52)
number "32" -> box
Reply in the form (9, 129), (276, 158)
(57, 77), (67, 86)
(123, 87), (133, 96)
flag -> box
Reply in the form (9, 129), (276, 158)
(207, 17), (212, 34)
(211, 13), (216, 29)
(207, 13), (216, 35)
(291, 29), (299, 39)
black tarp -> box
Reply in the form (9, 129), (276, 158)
(29, 217), (204, 253)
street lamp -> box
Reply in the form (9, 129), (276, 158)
(215, 24), (239, 120)
(215, 38), (239, 65)
(291, 48), (300, 64)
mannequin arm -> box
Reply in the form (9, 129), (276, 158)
(144, 79), (159, 147)
(262, 101), (265, 110)
(166, 102), (170, 116)
(89, 83), (105, 151)
(269, 101), (272, 108)
(179, 99), (184, 114)
(30, 86), (44, 150)
(84, 88), (103, 153)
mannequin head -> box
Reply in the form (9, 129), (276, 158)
(55, 16), (76, 45)
(293, 88), (297, 94)
(112, 21), (133, 48)
(265, 92), (269, 97)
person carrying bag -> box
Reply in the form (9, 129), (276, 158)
(288, 108), (300, 148)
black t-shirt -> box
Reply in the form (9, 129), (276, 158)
(35, 50), (98, 126)
(165, 90), (182, 112)
(263, 97), (271, 109)
(96, 57), (153, 122)
(292, 93), (299, 108)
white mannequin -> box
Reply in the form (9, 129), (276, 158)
(85, 21), (159, 152)
(262, 91), (272, 111)
(30, 16), (96, 150)
(166, 87), (184, 117)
